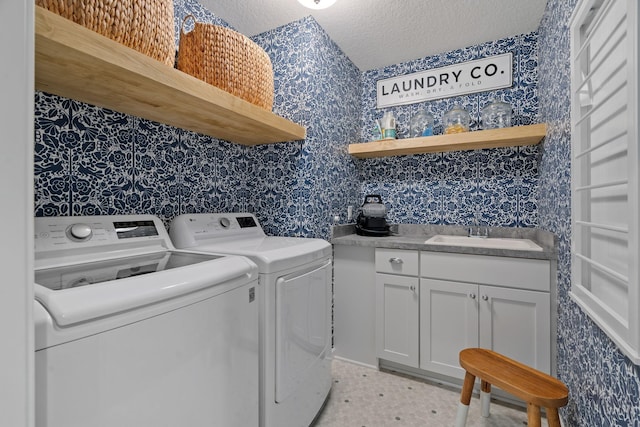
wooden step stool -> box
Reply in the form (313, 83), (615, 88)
(455, 348), (568, 427)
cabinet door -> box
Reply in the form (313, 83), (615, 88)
(479, 285), (551, 374)
(419, 278), (479, 378)
(376, 273), (419, 367)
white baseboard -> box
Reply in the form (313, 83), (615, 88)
(332, 353), (379, 370)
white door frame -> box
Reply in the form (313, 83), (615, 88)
(0, 1), (35, 426)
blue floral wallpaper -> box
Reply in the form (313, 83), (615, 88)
(251, 17), (361, 238)
(33, 0), (539, 236)
(537, 0), (640, 425)
(357, 33), (540, 227)
(34, 0), (361, 238)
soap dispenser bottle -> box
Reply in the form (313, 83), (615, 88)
(381, 112), (397, 140)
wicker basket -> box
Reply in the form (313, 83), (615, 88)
(177, 15), (274, 111)
(36, 0), (176, 66)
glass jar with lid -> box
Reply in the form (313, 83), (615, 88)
(481, 100), (512, 129)
(409, 110), (435, 137)
(443, 105), (470, 134)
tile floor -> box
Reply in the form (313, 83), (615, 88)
(312, 358), (548, 427)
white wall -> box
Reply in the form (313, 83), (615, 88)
(0, 1), (34, 426)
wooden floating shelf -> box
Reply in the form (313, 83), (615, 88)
(349, 123), (547, 158)
(34, 6), (306, 146)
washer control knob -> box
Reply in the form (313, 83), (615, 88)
(67, 223), (93, 241)
(219, 217), (231, 228)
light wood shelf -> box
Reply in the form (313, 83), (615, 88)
(34, 6), (306, 146)
(348, 123), (547, 158)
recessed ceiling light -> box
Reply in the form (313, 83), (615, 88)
(297, 0), (337, 10)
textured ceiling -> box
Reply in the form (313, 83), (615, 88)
(199, 0), (548, 71)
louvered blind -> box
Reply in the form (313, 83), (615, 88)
(570, 0), (639, 363)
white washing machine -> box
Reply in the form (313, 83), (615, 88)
(34, 215), (260, 427)
(170, 213), (332, 427)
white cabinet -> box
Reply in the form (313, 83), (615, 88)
(334, 242), (554, 381)
(479, 285), (550, 371)
(420, 251), (551, 292)
(419, 251), (552, 376)
(371, 248), (551, 379)
(419, 279), (479, 378)
(420, 278), (551, 378)
(376, 273), (419, 367)
(375, 248), (419, 276)
(333, 245), (378, 367)
(375, 249), (420, 367)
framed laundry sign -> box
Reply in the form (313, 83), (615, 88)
(376, 53), (513, 108)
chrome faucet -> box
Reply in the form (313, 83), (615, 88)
(468, 218), (489, 238)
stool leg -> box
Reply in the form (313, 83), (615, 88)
(455, 372), (475, 427)
(480, 380), (491, 418)
(546, 408), (561, 427)
(527, 403), (541, 427)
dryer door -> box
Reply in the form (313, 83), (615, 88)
(275, 259), (331, 403)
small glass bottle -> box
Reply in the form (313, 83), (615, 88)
(371, 120), (382, 140)
(410, 110), (435, 138)
(443, 105), (470, 134)
(481, 100), (513, 129)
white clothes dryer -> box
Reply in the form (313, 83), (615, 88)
(170, 213), (332, 427)
(34, 215), (260, 427)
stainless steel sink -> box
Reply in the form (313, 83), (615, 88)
(425, 235), (543, 251)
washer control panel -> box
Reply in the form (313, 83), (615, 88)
(170, 213), (265, 248)
(35, 215), (165, 254)
(188, 214), (260, 234)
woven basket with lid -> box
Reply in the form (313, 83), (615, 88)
(177, 15), (274, 111)
(36, 0), (176, 66)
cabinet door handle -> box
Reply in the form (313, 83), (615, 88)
(410, 285), (416, 292)
(389, 257), (404, 264)
(482, 295), (489, 301)
(469, 293), (476, 299)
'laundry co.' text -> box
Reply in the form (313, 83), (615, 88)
(376, 53), (513, 108)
